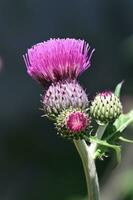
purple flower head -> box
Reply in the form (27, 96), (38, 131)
(56, 108), (91, 139)
(23, 38), (94, 86)
(66, 111), (89, 133)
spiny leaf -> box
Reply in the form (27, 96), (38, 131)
(113, 109), (133, 133)
(104, 109), (133, 141)
(89, 136), (121, 163)
(114, 81), (124, 97)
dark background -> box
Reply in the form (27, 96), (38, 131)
(0, 0), (133, 199)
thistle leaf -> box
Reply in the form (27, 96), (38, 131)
(113, 109), (133, 133)
(89, 136), (121, 163)
(103, 110), (133, 141)
(114, 81), (124, 97)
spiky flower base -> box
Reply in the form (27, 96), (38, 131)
(90, 91), (123, 124)
(55, 108), (90, 139)
(42, 80), (89, 120)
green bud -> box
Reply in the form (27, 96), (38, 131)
(90, 91), (123, 125)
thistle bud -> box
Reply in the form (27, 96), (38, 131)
(90, 91), (123, 124)
(42, 80), (89, 119)
(55, 108), (91, 139)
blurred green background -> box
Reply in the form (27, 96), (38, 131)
(0, 0), (133, 199)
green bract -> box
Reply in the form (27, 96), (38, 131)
(90, 92), (123, 125)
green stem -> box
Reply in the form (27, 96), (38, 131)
(74, 139), (100, 200)
(90, 124), (108, 155)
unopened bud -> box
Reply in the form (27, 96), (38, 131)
(90, 91), (123, 124)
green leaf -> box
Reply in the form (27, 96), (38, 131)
(114, 81), (124, 97)
(113, 109), (133, 133)
(104, 109), (133, 141)
(89, 136), (121, 163)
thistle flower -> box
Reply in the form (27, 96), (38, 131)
(23, 38), (94, 86)
(23, 37), (133, 200)
(90, 91), (123, 124)
(23, 38), (93, 137)
(56, 108), (90, 139)
(42, 80), (89, 119)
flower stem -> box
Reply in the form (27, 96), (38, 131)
(74, 139), (100, 200)
(89, 124), (108, 155)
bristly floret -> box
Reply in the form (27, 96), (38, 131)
(55, 108), (91, 139)
(23, 38), (94, 86)
(66, 111), (89, 133)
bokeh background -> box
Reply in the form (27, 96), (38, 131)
(0, 0), (133, 199)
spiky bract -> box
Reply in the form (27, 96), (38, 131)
(42, 80), (89, 120)
(90, 92), (123, 124)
